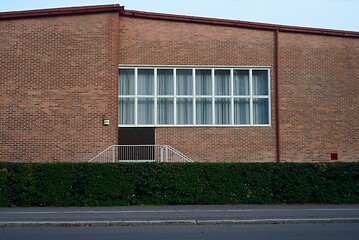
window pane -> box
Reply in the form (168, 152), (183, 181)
(138, 69), (154, 95)
(119, 69), (134, 95)
(196, 98), (212, 124)
(196, 69), (212, 95)
(157, 98), (174, 124)
(177, 98), (193, 125)
(176, 69), (193, 95)
(118, 98), (135, 124)
(233, 70), (249, 95)
(138, 98), (154, 124)
(253, 98), (269, 124)
(234, 98), (250, 124)
(215, 98), (231, 124)
(157, 69), (173, 95)
(215, 70), (230, 95)
(253, 70), (268, 95)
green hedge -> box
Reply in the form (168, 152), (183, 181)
(0, 162), (358, 207)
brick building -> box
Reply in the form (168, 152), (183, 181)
(1, 4), (358, 162)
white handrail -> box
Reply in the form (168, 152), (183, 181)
(88, 145), (114, 162)
(88, 145), (193, 163)
(166, 145), (193, 162)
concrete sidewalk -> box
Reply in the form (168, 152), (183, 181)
(1, 205), (359, 227)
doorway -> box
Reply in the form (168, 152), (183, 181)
(118, 128), (155, 160)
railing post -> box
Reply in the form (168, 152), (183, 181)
(112, 145), (115, 163)
(165, 145), (168, 162)
(160, 146), (163, 162)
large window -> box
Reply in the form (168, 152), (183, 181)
(119, 67), (271, 126)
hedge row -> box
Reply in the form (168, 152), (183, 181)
(0, 162), (358, 207)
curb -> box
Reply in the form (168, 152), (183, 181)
(1, 218), (359, 227)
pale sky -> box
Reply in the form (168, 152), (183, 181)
(1, 0), (359, 32)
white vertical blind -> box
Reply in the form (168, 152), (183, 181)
(234, 98), (250, 124)
(233, 70), (249, 95)
(215, 70), (231, 95)
(157, 69), (173, 95)
(177, 98), (193, 124)
(157, 98), (174, 124)
(252, 70), (268, 95)
(138, 69), (154, 95)
(118, 98), (135, 124)
(118, 69), (135, 125)
(253, 98), (269, 124)
(119, 69), (135, 95)
(215, 98), (231, 124)
(138, 98), (154, 124)
(196, 98), (212, 124)
(195, 69), (212, 95)
(176, 69), (193, 95)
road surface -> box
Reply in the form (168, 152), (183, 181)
(1, 223), (359, 240)
(1, 204), (359, 226)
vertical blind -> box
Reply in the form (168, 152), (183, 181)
(119, 67), (270, 126)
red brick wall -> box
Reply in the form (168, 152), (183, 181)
(279, 33), (359, 162)
(156, 128), (276, 162)
(118, 16), (358, 162)
(119, 16), (277, 162)
(0, 12), (119, 162)
(2, 11), (357, 163)
(119, 16), (275, 66)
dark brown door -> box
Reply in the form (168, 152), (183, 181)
(118, 128), (155, 160)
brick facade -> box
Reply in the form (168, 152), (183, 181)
(0, 12), (119, 162)
(0, 5), (358, 162)
(118, 16), (277, 162)
(279, 33), (359, 162)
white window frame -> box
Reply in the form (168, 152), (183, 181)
(118, 65), (271, 127)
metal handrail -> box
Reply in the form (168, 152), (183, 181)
(88, 145), (114, 163)
(88, 145), (193, 163)
(166, 145), (193, 162)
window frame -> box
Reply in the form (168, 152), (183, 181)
(118, 65), (271, 127)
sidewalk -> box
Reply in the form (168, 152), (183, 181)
(1, 205), (359, 227)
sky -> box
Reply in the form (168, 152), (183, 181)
(1, 0), (359, 32)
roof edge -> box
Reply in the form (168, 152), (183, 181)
(0, 4), (123, 20)
(121, 9), (359, 38)
(1, 5), (358, 38)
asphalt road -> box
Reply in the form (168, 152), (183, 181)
(1, 204), (359, 226)
(1, 223), (359, 240)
